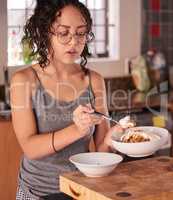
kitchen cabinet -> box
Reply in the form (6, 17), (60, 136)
(0, 118), (22, 200)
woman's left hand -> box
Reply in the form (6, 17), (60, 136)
(104, 125), (124, 147)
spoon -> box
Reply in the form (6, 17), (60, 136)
(91, 111), (119, 125)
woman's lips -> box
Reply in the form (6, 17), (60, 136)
(66, 49), (78, 56)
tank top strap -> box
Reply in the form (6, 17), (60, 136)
(31, 67), (43, 87)
(87, 69), (96, 108)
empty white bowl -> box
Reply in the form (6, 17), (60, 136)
(69, 152), (123, 177)
(111, 126), (169, 157)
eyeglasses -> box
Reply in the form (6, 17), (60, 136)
(51, 30), (94, 45)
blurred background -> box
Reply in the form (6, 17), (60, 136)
(0, 0), (173, 199)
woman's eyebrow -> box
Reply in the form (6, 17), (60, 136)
(77, 25), (87, 28)
(57, 24), (87, 29)
(57, 25), (70, 29)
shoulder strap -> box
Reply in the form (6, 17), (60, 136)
(31, 67), (42, 86)
(87, 69), (96, 108)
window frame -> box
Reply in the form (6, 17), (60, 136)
(80, 0), (110, 57)
(86, 0), (109, 57)
(0, 0), (8, 83)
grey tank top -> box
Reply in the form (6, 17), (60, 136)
(18, 67), (95, 198)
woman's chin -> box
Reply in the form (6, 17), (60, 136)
(63, 57), (80, 65)
(63, 60), (75, 65)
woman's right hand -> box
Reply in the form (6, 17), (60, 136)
(73, 104), (103, 137)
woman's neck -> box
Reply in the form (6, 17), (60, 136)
(45, 60), (81, 80)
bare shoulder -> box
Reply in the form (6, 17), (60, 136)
(10, 66), (35, 85)
(10, 66), (36, 109)
(89, 69), (105, 89)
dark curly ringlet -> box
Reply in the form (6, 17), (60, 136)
(22, 0), (94, 74)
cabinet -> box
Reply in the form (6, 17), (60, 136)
(0, 119), (22, 200)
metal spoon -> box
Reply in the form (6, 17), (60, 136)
(91, 111), (119, 124)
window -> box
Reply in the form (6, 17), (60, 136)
(5, 0), (117, 66)
(8, 0), (35, 66)
(81, 0), (109, 57)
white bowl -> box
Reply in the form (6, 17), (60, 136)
(111, 126), (169, 157)
(69, 152), (123, 177)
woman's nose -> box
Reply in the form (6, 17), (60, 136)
(69, 34), (79, 45)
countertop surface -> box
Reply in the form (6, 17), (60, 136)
(60, 156), (173, 200)
(108, 90), (173, 112)
(0, 110), (11, 121)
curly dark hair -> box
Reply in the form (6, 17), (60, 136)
(22, 0), (94, 74)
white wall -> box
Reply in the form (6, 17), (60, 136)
(88, 0), (142, 78)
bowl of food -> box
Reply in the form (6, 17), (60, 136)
(69, 152), (123, 177)
(111, 126), (169, 157)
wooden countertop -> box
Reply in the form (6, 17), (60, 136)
(60, 156), (173, 200)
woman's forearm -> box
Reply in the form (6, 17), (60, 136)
(22, 123), (82, 160)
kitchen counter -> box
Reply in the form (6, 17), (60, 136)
(60, 156), (173, 200)
(104, 76), (172, 112)
(0, 113), (11, 121)
(107, 90), (173, 112)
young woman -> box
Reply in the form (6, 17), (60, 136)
(10, 0), (118, 199)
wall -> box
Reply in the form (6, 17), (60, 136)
(142, 0), (173, 67)
(88, 0), (142, 78)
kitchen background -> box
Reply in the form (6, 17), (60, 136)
(0, 0), (173, 199)
(0, 0), (172, 86)
(142, 0), (173, 89)
(142, 0), (173, 67)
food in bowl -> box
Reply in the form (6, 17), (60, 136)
(121, 128), (161, 143)
(111, 126), (168, 157)
(119, 115), (136, 129)
(121, 132), (150, 143)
